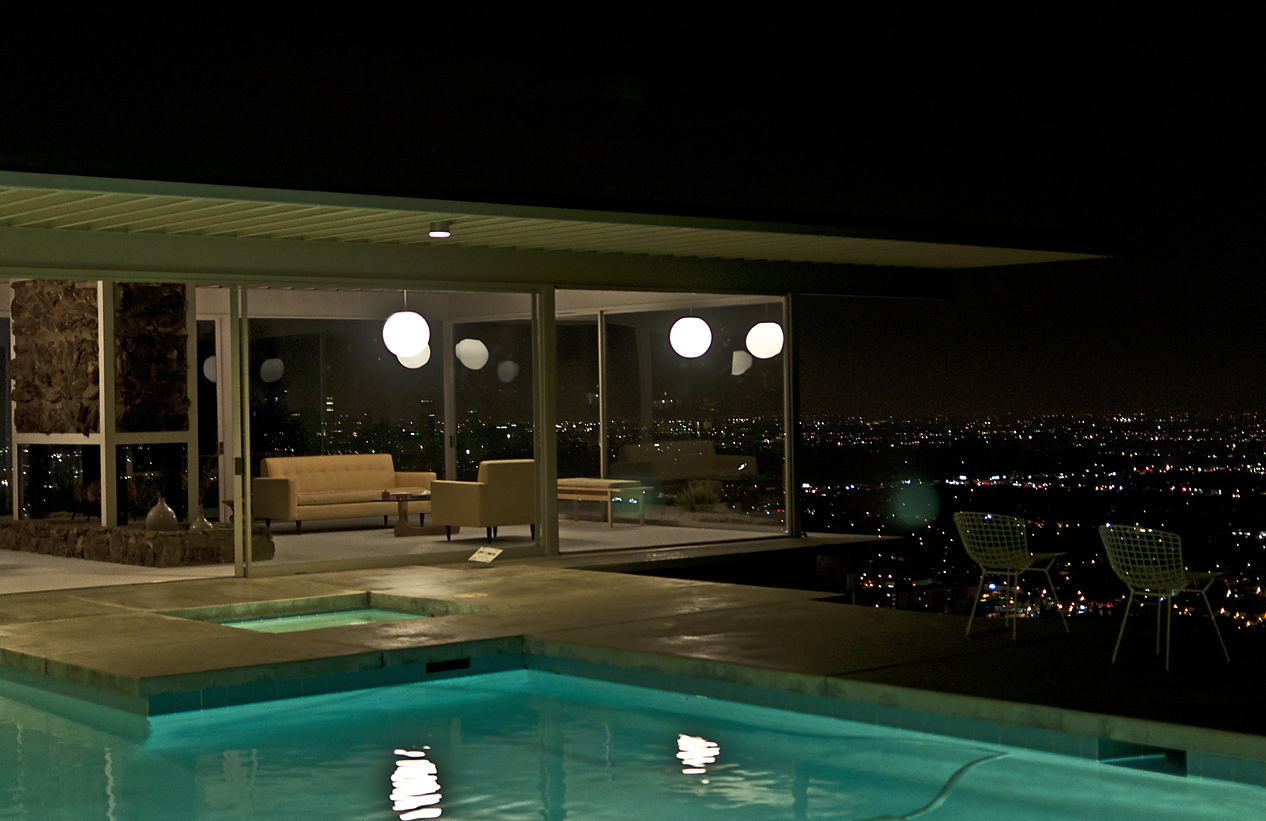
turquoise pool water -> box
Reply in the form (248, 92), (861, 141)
(219, 607), (429, 633)
(1, 670), (1260, 820)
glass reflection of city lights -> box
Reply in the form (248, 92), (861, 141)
(260, 358), (284, 383)
(398, 346), (431, 369)
(383, 311), (431, 358)
(677, 733), (720, 775)
(496, 360), (520, 383)
(670, 317), (711, 358)
(731, 350), (753, 376)
(745, 322), (784, 359)
(392, 748), (442, 819)
(203, 355), (217, 383)
(455, 338), (490, 370)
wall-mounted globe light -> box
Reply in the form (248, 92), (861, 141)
(731, 350), (753, 376)
(496, 360), (520, 383)
(203, 355), (217, 383)
(398, 346), (431, 369)
(382, 311), (431, 358)
(260, 358), (285, 383)
(669, 317), (712, 358)
(745, 322), (784, 359)
(455, 338), (490, 370)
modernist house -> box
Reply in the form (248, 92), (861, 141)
(0, 169), (1106, 579)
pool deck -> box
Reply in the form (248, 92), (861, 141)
(2, 544), (1265, 787)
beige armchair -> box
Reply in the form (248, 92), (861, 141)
(430, 459), (536, 543)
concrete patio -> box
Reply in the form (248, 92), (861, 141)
(2, 527), (1265, 788)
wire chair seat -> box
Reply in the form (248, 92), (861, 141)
(1098, 524), (1229, 670)
(953, 511), (1069, 640)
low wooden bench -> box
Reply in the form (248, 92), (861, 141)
(557, 478), (649, 527)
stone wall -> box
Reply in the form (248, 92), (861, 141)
(0, 520), (274, 568)
(114, 282), (190, 432)
(9, 280), (100, 435)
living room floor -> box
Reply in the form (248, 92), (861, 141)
(0, 514), (793, 596)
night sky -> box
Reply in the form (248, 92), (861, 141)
(3, 15), (1260, 418)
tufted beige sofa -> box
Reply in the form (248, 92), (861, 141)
(252, 454), (435, 533)
(430, 459), (535, 543)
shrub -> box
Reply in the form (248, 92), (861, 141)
(675, 479), (724, 511)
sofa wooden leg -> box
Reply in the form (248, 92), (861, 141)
(445, 526), (452, 541)
(530, 524), (535, 540)
(486, 527), (493, 543)
(296, 520), (302, 535)
(384, 516), (389, 526)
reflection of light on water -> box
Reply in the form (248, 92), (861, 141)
(677, 734), (720, 776)
(392, 747), (441, 820)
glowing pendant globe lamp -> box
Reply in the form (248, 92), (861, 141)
(382, 311), (430, 358)
(259, 358), (285, 383)
(670, 317), (712, 358)
(745, 322), (784, 359)
(397, 345), (431, 369)
(497, 360), (520, 383)
(455, 338), (490, 370)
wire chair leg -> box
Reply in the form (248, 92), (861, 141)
(1111, 590), (1134, 665)
(1156, 597), (1163, 656)
(1200, 591), (1231, 663)
(1164, 597), (1172, 672)
(1007, 572), (1019, 642)
(1040, 568), (1070, 633)
(966, 572), (986, 637)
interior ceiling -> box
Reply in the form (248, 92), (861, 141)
(0, 181), (1105, 270)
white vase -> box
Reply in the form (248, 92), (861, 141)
(189, 514), (215, 534)
(145, 498), (179, 531)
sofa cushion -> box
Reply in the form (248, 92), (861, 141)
(297, 489), (389, 506)
(262, 454), (397, 493)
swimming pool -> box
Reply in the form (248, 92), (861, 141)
(0, 670), (1259, 820)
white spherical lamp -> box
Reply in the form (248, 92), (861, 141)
(745, 322), (784, 359)
(397, 345), (431, 369)
(731, 350), (753, 376)
(455, 338), (490, 370)
(382, 311), (431, 358)
(670, 317), (712, 358)
(202, 355), (217, 383)
(259, 358), (285, 383)
(496, 360), (520, 383)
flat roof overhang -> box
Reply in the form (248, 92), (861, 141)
(0, 171), (1109, 297)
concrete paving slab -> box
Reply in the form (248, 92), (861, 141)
(48, 630), (375, 690)
(531, 598), (1029, 676)
(0, 612), (236, 656)
(0, 591), (138, 625)
(64, 576), (364, 611)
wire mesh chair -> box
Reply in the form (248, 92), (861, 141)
(1098, 524), (1230, 670)
(953, 511), (1069, 640)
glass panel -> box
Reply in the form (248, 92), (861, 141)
(557, 319), (601, 479)
(118, 442), (188, 523)
(196, 319), (219, 521)
(247, 317), (445, 477)
(17, 445), (99, 521)
(557, 291), (786, 550)
(452, 317), (533, 480)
